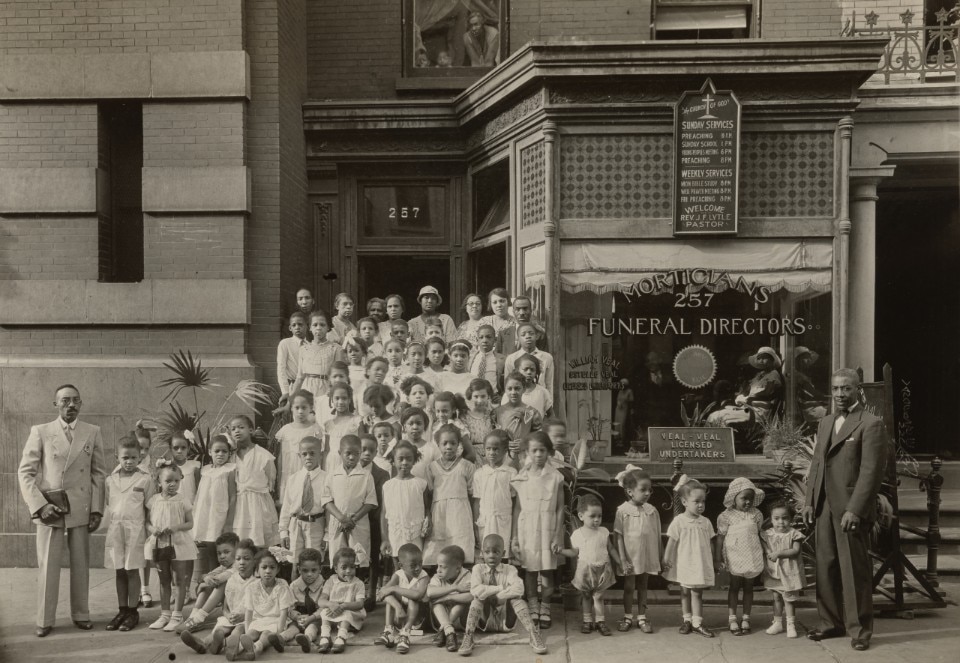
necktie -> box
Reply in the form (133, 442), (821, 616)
(489, 566), (497, 588)
(301, 472), (314, 513)
(64, 426), (73, 443)
(477, 352), (487, 379)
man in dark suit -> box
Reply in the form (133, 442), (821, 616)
(18, 384), (106, 637)
(496, 296), (547, 354)
(803, 368), (888, 651)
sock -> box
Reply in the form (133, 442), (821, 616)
(253, 640), (264, 654)
(321, 622), (332, 637)
(171, 610), (182, 619)
(786, 617), (796, 625)
(161, 610), (172, 617)
(191, 608), (208, 622)
(637, 614), (646, 623)
(444, 625), (455, 635)
(583, 612), (593, 623)
(682, 613), (692, 623)
(691, 616), (702, 628)
(729, 615), (738, 623)
(741, 615), (750, 623)
(338, 626), (350, 639)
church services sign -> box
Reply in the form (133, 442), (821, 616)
(674, 79), (741, 235)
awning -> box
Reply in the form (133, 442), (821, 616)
(545, 239), (833, 294)
(655, 6), (749, 31)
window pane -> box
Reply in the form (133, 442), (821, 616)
(414, 0), (501, 68)
(360, 184), (447, 243)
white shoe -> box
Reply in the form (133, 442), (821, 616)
(765, 621), (784, 635)
(786, 623), (798, 638)
(149, 613), (171, 629)
(163, 613), (183, 632)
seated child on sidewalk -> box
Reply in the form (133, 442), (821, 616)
(316, 547), (368, 654)
(280, 548), (324, 653)
(180, 539), (257, 656)
(178, 532), (239, 634)
(374, 543), (429, 654)
(457, 534), (547, 656)
(427, 545), (473, 652)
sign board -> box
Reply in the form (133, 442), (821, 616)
(674, 79), (741, 235)
(648, 426), (736, 461)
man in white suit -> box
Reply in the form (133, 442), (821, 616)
(18, 384), (106, 637)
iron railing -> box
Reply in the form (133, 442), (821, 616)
(842, 8), (959, 84)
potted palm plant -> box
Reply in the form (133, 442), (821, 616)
(578, 399), (611, 462)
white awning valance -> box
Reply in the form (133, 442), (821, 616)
(544, 239), (833, 294)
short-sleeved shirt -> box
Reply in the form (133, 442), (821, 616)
(570, 526), (611, 565)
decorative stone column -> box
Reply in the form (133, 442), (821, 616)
(848, 166), (895, 381)
(543, 120), (563, 419)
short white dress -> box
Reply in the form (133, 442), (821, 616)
(319, 575), (367, 630)
(717, 508), (765, 579)
(215, 571), (253, 629)
(298, 341), (345, 403)
(762, 527), (806, 599)
(439, 370), (475, 398)
(613, 501), (662, 576)
(104, 469), (151, 570)
(233, 444), (279, 547)
(424, 458), (476, 565)
(242, 578), (296, 632)
(570, 526), (616, 594)
(473, 463), (518, 548)
(511, 465), (563, 571)
(177, 459), (201, 506)
(663, 514), (715, 589)
(143, 493), (198, 561)
(192, 462), (236, 543)
(382, 476), (428, 554)
(323, 414), (363, 472)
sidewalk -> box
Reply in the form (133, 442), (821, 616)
(1, 568), (958, 663)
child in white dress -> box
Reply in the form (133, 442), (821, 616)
(430, 391), (477, 462)
(424, 425), (476, 566)
(104, 436), (153, 632)
(510, 431), (564, 629)
(230, 415), (280, 547)
(191, 435), (237, 589)
(274, 389), (322, 498)
(472, 431), (517, 552)
(439, 339), (475, 398)
(717, 477), (766, 635)
(320, 435), (378, 566)
(662, 476), (715, 637)
(323, 383), (363, 472)
(400, 407), (438, 480)
(239, 548), (295, 657)
(560, 494), (622, 636)
(504, 322), (555, 402)
(289, 310), (347, 410)
(503, 353), (553, 417)
(422, 337), (447, 393)
(613, 465), (662, 633)
(762, 502), (805, 638)
(144, 461), (198, 632)
(380, 441), (431, 560)
(316, 547), (368, 653)
(384, 338), (409, 392)
(344, 334), (370, 387)
(374, 543), (430, 654)
(180, 538), (257, 656)
(170, 432), (202, 505)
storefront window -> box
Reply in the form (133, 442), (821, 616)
(359, 183), (449, 245)
(559, 239), (833, 457)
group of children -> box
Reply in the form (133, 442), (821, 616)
(95, 286), (808, 657)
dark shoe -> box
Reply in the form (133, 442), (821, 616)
(105, 610), (126, 631)
(433, 629), (447, 647)
(852, 639), (869, 651)
(181, 631), (208, 654)
(395, 634), (411, 654)
(267, 632), (284, 652)
(118, 609), (139, 632)
(73, 620), (94, 630)
(35, 626), (53, 638)
(617, 616), (633, 632)
(457, 632), (475, 656)
(639, 620), (653, 633)
(581, 621), (594, 634)
(679, 620), (692, 635)
(317, 636), (332, 654)
(294, 633), (311, 653)
(210, 629), (226, 655)
(539, 610), (552, 629)
(446, 632), (460, 653)
(331, 636), (347, 654)
(692, 624), (714, 638)
(807, 627), (845, 641)
(596, 621), (612, 636)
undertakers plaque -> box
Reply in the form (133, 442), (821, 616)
(674, 78), (741, 235)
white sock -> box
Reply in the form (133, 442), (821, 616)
(691, 616), (702, 628)
(682, 613), (692, 623)
(636, 614), (645, 623)
(191, 608), (208, 622)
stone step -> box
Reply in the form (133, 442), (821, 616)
(897, 489), (960, 528)
(900, 527), (960, 555)
(906, 553), (960, 577)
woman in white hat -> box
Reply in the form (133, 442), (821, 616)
(734, 347), (783, 423)
(407, 285), (457, 344)
(791, 346), (827, 425)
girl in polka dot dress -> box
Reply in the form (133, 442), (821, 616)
(716, 477), (765, 635)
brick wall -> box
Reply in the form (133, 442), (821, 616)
(0, 327), (244, 355)
(839, 0), (924, 29)
(763, 0), (843, 38)
(143, 214), (245, 279)
(142, 102), (245, 168)
(278, 0), (312, 317)
(0, 103), (98, 168)
(0, 0), (244, 55)
(513, 0), (652, 45)
(307, 0), (401, 100)
(0, 216), (99, 280)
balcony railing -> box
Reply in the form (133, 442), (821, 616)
(842, 8), (958, 84)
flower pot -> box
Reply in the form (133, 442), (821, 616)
(587, 439), (608, 461)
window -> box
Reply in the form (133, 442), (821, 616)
(359, 182), (450, 245)
(405, 0), (508, 77)
(653, 0), (753, 40)
(98, 101), (143, 283)
(473, 159), (509, 238)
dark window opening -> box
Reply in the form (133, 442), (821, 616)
(404, 0), (509, 78)
(98, 101), (143, 283)
(653, 2), (752, 40)
(473, 159), (509, 238)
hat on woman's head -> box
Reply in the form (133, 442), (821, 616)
(793, 346), (819, 364)
(748, 346), (782, 370)
(418, 285), (442, 305)
(723, 477), (765, 509)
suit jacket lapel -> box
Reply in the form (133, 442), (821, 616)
(52, 420), (71, 457)
(828, 409), (864, 455)
(64, 421), (88, 470)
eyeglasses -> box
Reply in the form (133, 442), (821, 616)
(57, 397), (82, 406)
